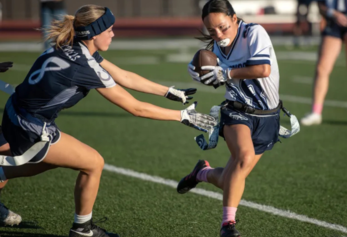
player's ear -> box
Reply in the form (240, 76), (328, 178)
(231, 14), (237, 22)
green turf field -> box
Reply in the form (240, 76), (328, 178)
(0, 44), (346, 237)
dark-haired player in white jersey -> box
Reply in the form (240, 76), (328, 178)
(176, 1), (298, 236)
(0, 5), (217, 237)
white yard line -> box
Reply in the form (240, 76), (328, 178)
(292, 76), (312, 84)
(103, 164), (347, 234)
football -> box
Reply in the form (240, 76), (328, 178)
(191, 49), (218, 77)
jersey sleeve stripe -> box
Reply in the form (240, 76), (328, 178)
(252, 54), (270, 58)
(248, 56), (270, 61)
(246, 59), (271, 66)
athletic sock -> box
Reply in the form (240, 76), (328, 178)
(74, 212), (92, 224)
(312, 103), (323, 115)
(196, 167), (213, 182)
(221, 206), (237, 227)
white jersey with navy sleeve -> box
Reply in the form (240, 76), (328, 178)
(212, 21), (280, 110)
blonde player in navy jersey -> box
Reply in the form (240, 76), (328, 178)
(0, 5), (217, 237)
(176, 1), (284, 236)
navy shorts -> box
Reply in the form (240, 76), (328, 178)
(1, 97), (60, 164)
(219, 106), (280, 155)
(322, 19), (347, 40)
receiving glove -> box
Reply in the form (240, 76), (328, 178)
(180, 102), (217, 132)
(200, 59), (231, 87)
(165, 86), (197, 105)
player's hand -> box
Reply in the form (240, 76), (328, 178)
(180, 102), (217, 132)
(188, 63), (201, 82)
(334, 11), (347, 27)
(200, 59), (230, 87)
(165, 86), (197, 105)
(0, 62), (13, 73)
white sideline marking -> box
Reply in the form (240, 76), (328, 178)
(103, 164), (347, 234)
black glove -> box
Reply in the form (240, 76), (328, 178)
(165, 86), (197, 105)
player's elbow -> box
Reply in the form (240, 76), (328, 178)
(131, 106), (143, 117)
(260, 64), (271, 77)
(130, 101), (147, 117)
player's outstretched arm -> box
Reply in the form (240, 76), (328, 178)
(100, 59), (197, 104)
(96, 85), (216, 132)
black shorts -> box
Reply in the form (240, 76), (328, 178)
(219, 106), (280, 155)
(322, 19), (347, 40)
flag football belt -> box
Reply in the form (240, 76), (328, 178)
(224, 100), (282, 115)
(194, 100), (300, 151)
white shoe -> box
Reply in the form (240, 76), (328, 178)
(300, 113), (322, 126)
(0, 202), (22, 226)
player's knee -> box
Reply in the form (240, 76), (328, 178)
(316, 63), (332, 77)
(94, 152), (105, 172)
(235, 154), (254, 171)
(85, 150), (104, 174)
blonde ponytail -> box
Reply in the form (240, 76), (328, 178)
(45, 15), (75, 49)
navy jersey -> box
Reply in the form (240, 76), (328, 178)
(14, 41), (116, 122)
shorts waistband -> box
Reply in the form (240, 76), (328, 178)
(224, 100), (282, 115)
(5, 95), (52, 126)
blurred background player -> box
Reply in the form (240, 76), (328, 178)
(0, 5), (216, 237)
(0, 61), (22, 226)
(176, 0), (290, 236)
(300, 0), (347, 126)
(40, 0), (66, 50)
(293, 0), (315, 47)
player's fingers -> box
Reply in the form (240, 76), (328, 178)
(201, 71), (214, 80)
(213, 80), (220, 85)
(203, 77), (215, 85)
(183, 88), (197, 95)
(188, 64), (195, 70)
(201, 66), (216, 70)
(188, 67), (199, 76)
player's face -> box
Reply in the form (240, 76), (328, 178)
(203, 13), (238, 47)
(94, 26), (114, 51)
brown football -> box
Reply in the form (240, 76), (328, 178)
(191, 49), (218, 77)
